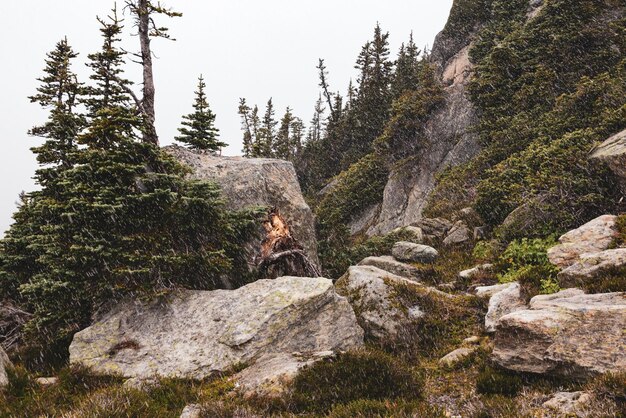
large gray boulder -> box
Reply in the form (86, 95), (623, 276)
(0, 346), (11, 388)
(492, 290), (626, 378)
(547, 215), (619, 269)
(590, 129), (626, 192)
(69, 277), (363, 381)
(164, 145), (320, 274)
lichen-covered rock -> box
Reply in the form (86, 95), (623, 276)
(392, 226), (424, 243)
(542, 391), (593, 417)
(492, 290), (626, 377)
(414, 218), (453, 241)
(439, 346), (477, 369)
(336, 266), (418, 341)
(164, 145), (320, 275)
(336, 265), (455, 342)
(392, 242), (439, 263)
(547, 215), (619, 269)
(459, 264), (493, 281)
(234, 351), (334, 398)
(558, 248), (626, 288)
(443, 221), (471, 246)
(179, 404), (203, 418)
(358, 256), (423, 280)
(0, 346), (11, 388)
(481, 282), (527, 333)
(69, 277), (363, 380)
(590, 129), (626, 192)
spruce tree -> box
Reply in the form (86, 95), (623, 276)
(392, 33), (422, 99)
(273, 107), (294, 160)
(290, 117), (305, 158)
(176, 75), (225, 152)
(238, 98), (253, 157)
(259, 98), (277, 157)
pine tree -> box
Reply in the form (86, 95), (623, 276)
(175, 75), (225, 152)
(274, 107), (294, 160)
(392, 32), (422, 99)
(28, 38), (84, 180)
(238, 98), (253, 157)
(259, 98), (277, 157)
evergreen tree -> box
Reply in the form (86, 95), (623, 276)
(238, 98), (253, 157)
(274, 107), (294, 160)
(249, 105), (262, 157)
(175, 75), (225, 152)
(290, 117), (305, 158)
(392, 33), (422, 99)
(28, 38), (84, 180)
(259, 98), (277, 157)
(307, 94), (325, 144)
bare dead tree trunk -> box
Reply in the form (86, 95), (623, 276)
(137, 0), (159, 145)
(257, 208), (321, 280)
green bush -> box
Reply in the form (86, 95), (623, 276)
(289, 349), (422, 414)
(476, 366), (523, 397)
(495, 237), (560, 297)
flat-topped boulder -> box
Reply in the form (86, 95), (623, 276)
(547, 215), (619, 269)
(358, 256), (423, 280)
(480, 282), (527, 333)
(165, 145), (320, 276)
(492, 290), (626, 378)
(392, 242), (439, 263)
(69, 277), (363, 382)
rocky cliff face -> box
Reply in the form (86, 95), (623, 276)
(165, 145), (320, 276)
(355, 8), (483, 236)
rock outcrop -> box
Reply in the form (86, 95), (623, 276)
(492, 290), (626, 378)
(443, 221), (471, 246)
(165, 146), (320, 276)
(358, 256), (423, 280)
(392, 242), (439, 263)
(547, 215), (619, 269)
(69, 277), (363, 382)
(558, 248), (626, 288)
(479, 282), (527, 333)
(336, 266), (421, 341)
(590, 129), (626, 193)
(0, 346), (11, 388)
(542, 391), (594, 417)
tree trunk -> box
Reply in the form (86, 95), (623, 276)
(257, 209), (321, 280)
(137, 0), (158, 145)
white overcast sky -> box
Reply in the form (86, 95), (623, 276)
(0, 0), (453, 235)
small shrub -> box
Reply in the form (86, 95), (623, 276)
(581, 265), (626, 293)
(476, 366), (523, 397)
(473, 240), (503, 263)
(328, 399), (445, 418)
(289, 349), (422, 414)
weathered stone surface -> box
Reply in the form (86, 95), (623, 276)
(439, 347), (477, 369)
(392, 242), (439, 263)
(483, 282), (527, 333)
(542, 391), (593, 417)
(349, 204), (380, 236)
(234, 351), (334, 398)
(337, 266), (451, 341)
(414, 218), (453, 240)
(35, 377), (58, 387)
(0, 346), (11, 388)
(336, 266), (417, 341)
(493, 291), (626, 377)
(459, 264), (493, 281)
(475, 282), (512, 298)
(558, 248), (626, 288)
(69, 277), (363, 380)
(358, 256), (423, 280)
(590, 129), (626, 192)
(392, 226), (424, 243)
(547, 215), (619, 269)
(443, 221), (471, 246)
(179, 404), (203, 418)
(165, 145), (320, 275)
